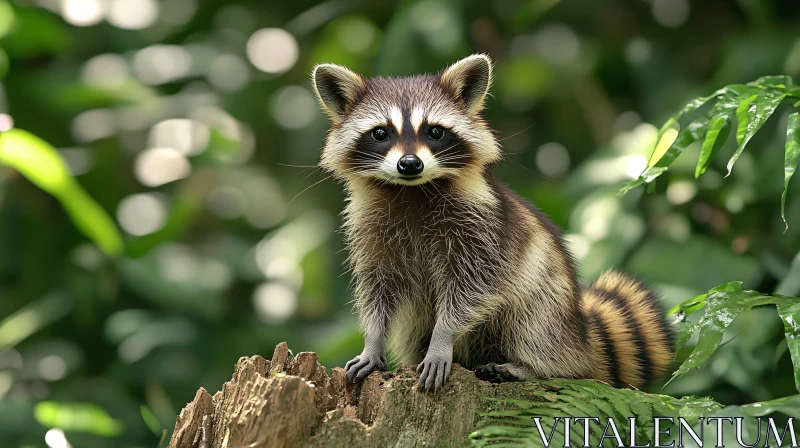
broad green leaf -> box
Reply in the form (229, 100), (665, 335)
(774, 297), (800, 393)
(734, 94), (759, 144)
(783, 113), (800, 229)
(674, 323), (698, 352)
(34, 401), (124, 436)
(667, 282), (799, 386)
(747, 75), (793, 89)
(0, 129), (123, 256)
(737, 394), (800, 419)
(695, 97), (736, 178)
(727, 92), (786, 177)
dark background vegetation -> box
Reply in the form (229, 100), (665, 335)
(1, 0), (799, 446)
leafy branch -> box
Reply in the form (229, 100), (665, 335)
(668, 281), (800, 393)
(619, 76), (800, 228)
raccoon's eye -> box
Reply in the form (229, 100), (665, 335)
(371, 127), (389, 142)
(427, 126), (444, 141)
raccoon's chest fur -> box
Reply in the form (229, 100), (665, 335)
(343, 178), (510, 295)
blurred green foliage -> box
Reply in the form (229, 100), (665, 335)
(0, 0), (800, 446)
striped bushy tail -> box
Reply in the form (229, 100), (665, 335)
(581, 271), (674, 389)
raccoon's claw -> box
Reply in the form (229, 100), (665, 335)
(345, 352), (387, 383)
(474, 363), (515, 383)
(416, 355), (452, 392)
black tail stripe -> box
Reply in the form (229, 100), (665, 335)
(586, 309), (621, 387)
(587, 285), (654, 387)
(644, 289), (673, 343)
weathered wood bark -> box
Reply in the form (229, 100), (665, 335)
(168, 343), (542, 448)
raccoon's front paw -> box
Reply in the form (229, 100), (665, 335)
(345, 352), (387, 383)
(416, 353), (452, 392)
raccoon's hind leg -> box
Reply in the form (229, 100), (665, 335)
(474, 362), (533, 383)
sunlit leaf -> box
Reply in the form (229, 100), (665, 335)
(783, 113), (800, 229)
(34, 401), (124, 437)
(727, 92), (786, 177)
(0, 129), (123, 255)
(695, 96), (735, 178)
(619, 117), (709, 196)
(0, 0), (14, 40)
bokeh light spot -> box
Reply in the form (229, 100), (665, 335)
(134, 148), (191, 187)
(269, 86), (316, 130)
(207, 54), (251, 93)
(117, 193), (168, 236)
(81, 53), (129, 88)
(535, 142), (571, 178)
(45, 428), (72, 448)
(38, 355), (68, 381)
(652, 0), (689, 28)
(253, 282), (297, 323)
(71, 109), (115, 143)
(161, 0), (197, 26)
(246, 28), (299, 74)
(148, 119), (210, 156)
(60, 0), (105, 27)
(0, 113), (13, 131)
(666, 180), (697, 205)
(625, 38), (652, 65)
(532, 24), (580, 66)
(107, 0), (159, 30)
(133, 45), (192, 85)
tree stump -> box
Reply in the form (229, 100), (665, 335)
(168, 342), (540, 448)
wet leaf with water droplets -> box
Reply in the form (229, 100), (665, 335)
(727, 92), (786, 177)
(783, 113), (800, 230)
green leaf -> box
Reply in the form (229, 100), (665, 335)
(34, 401), (125, 437)
(139, 405), (163, 436)
(695, 97), (736, 178)
(667, 282), (798, 386)
(0, 292), (72, 351)
(783, 113), (800, 230)
(619, 117), (709, 196)
(470, 379), (724, 448)
(0, 129), (123, 256)
(727, 92), (786, 177)
(747, 75), (793, 89)
(774, 297), (800, 393)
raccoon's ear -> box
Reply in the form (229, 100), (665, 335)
(311, 64), (366, 121)
(440, 54), (493, 115)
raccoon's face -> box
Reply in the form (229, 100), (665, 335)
(311, 55), (500, 186)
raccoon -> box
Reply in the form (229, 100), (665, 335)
(311, 54), (674, 392)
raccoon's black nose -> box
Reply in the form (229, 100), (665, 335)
(397, 154), (424, 176)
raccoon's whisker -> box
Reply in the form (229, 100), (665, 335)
(497, 124), (535, 144)
(287, 174), (333, 205)
(276, 163), (320, 168)
(502, 157), (563, 184)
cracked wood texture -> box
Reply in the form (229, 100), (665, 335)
(168, 342), (541, 448)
